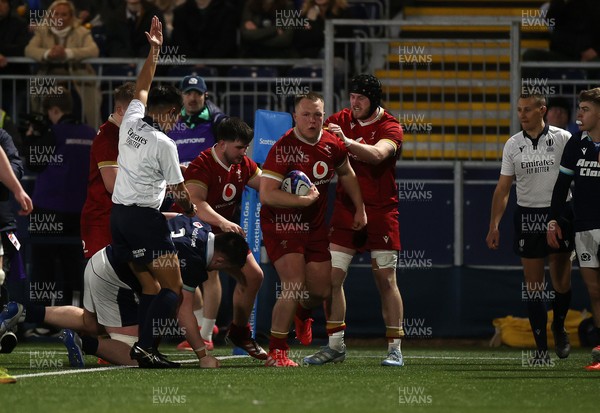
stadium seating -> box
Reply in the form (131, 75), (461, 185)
(380, 0), (549, 160)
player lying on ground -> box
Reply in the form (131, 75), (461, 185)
(0, 215), (266, 368)
(177, 117), (263, 352)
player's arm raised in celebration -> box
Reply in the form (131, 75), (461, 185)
(335, 159), (367, 230)
(486, 174), (513, 250)
(259, 173), (319, 209)
(134, 15), (162, 106)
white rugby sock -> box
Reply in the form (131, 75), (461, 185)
(201, 318), (216, 342)
(328, 331), (345, 351)
(388, 338), (402, 352)
(193, 308), (204, 328)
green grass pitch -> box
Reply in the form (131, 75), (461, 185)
(0, 343), (598, 413)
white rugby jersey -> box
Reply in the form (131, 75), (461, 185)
(112, 99), (184, 209)
(500, 124), (571, 208)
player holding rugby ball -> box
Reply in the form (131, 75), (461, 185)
(259, 92), (366, 367)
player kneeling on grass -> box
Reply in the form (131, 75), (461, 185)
(0, 215), (260, 368)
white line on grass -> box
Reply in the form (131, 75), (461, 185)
(356, 355), (520, 360)
(12, 355), (248, 379)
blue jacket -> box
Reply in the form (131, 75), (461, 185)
(28, 116), (95, 213)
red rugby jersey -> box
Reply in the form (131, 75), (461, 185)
(184, 147), (259, 225)
(326, 108), (403, 210)
(80, 117), (119, 257)
(261, 128), (347, 229)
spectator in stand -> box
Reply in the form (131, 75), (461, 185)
(168, 75), (227, 166)
(23, 92), (95, 312)
(523, 0), (600, 70)
(293, 0), (354, 77)
(240, 0), (295, 58)
(0, 0), (31, 114)
(546, 97), (579, 136)
(149, 0), (180, 39)
(38, 0), (97, 22)
(25, 0), (101, 127)
(101, 0), (166, 58)
(170, 0), (238, 59)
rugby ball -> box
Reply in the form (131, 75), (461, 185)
(281, 170), (312, 196)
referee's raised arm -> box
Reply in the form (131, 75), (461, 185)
(135, 15), (162, 106)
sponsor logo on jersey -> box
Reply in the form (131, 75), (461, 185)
(313, 161), (328, 179)
(222, 183), (237, 201)
(133, 248), (146, 258)
(126, 128), (148, 149)
(576, 158), (600, 176)
(520, 153), (555, 174)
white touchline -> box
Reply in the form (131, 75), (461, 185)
(12, 355), (249, 379)
(11, 354), (523, 379)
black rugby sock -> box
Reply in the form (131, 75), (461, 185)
(138, 288), (178, 349)
(81, 335), (99, 355)
(527, 299), (548, 352)
(24, 304), (45, 324)
(137, 293), (155, 338)
(552, 290), (571, 330)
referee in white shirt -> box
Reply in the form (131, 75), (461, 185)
(110, 16), (197, 368)
(486, 93), (573, 362)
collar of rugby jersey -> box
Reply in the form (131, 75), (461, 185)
(356, 106), (383, 127)
(210, 145), (232, 172)
(522, 122), (550, 142)
(293, 127), (322, 145)
(142, 115), (164, 133)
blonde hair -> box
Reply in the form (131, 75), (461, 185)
(48, 0), (77, 26)
(49, 0), (75, 15)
